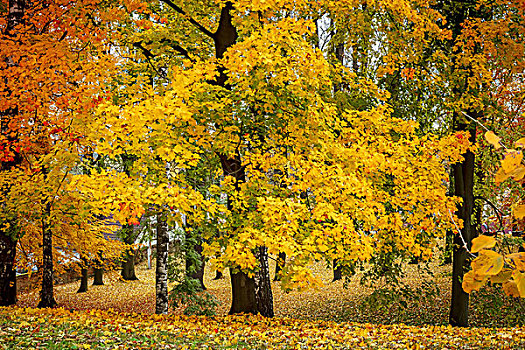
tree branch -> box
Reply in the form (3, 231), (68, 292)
(159, 0), (215, 39)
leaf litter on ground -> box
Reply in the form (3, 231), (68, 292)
(6, 257), (525, 349)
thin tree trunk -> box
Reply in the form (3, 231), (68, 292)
(213, 270), (224, 280)
(155, 212), (169, 314)
(38, 200), (57, 308)
(255, 246), (274, 317)
(449, 117), (477, 327)
(274, 252), (286, 281)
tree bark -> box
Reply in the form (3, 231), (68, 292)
(229, 270), (257, 314)
(185, 232), (206, 290)
(77, 267), (88, 293)
(0, 234), (17, 306)
(155, 212), (169, 314)
(121, 224), (138, 280)
(93, 268), (104, 285)
(255, 246), (274, 317)
(38, 201), (57, 308)
(332, 259), (342, 281)
(449, 117), (476, 327)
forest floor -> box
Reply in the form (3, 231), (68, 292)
(15, 257), (525, 328)
(3, 259), (525, 349)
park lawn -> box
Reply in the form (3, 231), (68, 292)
(2, 306), (525, 349)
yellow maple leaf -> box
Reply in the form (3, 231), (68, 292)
(471, 249), (504, 276)
(514, 204), (525, 220)
(471, 235), (496, 253)
(501, 150), (523, 174)
(462, 270), (487, 293)
(510, 166), (525, 181)
(494, 167), (512, 184)
(506, 252), (525, 270)
(503, 280), (520, 297)
(490, 268), (513, 284)
(515, 137), (525, 148)
(485, 131), (501, 149)
(514, 271), (525, 297)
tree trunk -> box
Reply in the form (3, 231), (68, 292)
(0, 233), (17, 306)
(449, 118), (476, 327)
(155, 212), (169, 314)
(213, 270), (224, 280)
(93, 268), (104, 285)
(38, 201), (57, 308)
(255, 246), (274, 317)
(274, 252), (286, 281)
(332, 259), (342, 281)
(121, 224), (138, 280)
(229, 270), (257, 315)
(185, 234), (206, 290)
(77, 267), (88, 293)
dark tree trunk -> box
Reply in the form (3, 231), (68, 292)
(213, 270), (224, 280)
(77, 267), (88, 293)
(255, 246), (274, 317)
(93, 268), (104, 285)
(274, 252), (286, 281)
(121, 224), (138, 281)
(332, 259), (342, 281)
(155, 212), (169, 314)
(0, 0), (27, 308)
(38, 201), (57, 308)
(229, 270), (257, 315)
(0, 234), (17, 306)
(185, 234), (206, 290)
(121, 252), (138, 280)
(449, 117), (477, 327)
(92, 250), (104, 285)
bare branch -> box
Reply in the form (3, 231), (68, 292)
(159, 0), (215, 39)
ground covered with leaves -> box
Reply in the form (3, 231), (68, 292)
(2, 306), (525, 349)
(5, 260), (525, 348)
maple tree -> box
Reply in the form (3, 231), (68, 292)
(0, 0), (128, 307)
(72, 0), (474, 319)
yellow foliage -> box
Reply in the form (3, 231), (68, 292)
(471, 235), (496, 254)
(484, 131), (502, 150)
(471, 250), (504, 276)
